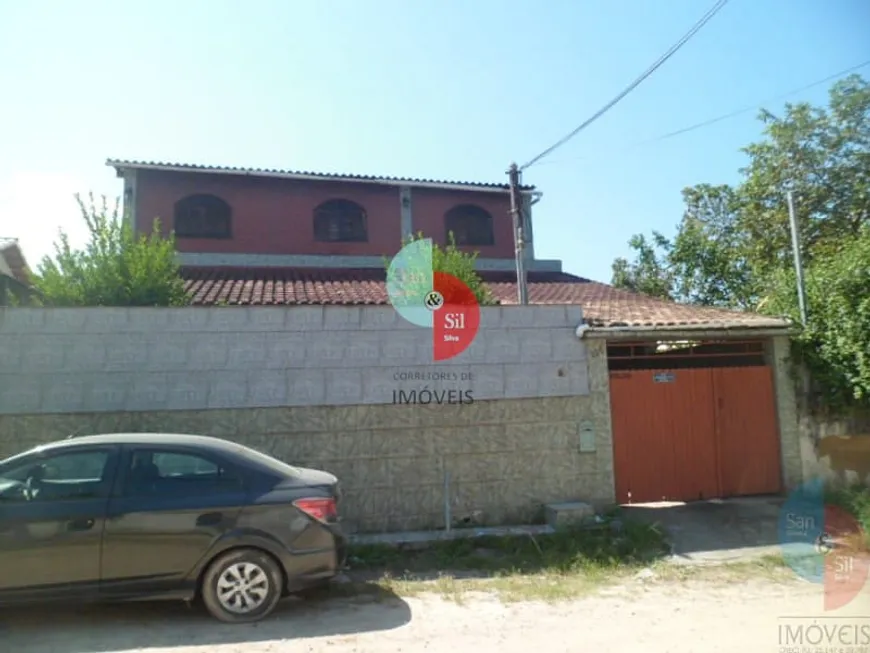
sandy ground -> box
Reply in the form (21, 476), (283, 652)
(2, 577), (869, 653)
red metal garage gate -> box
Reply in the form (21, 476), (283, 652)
(608, 340), (782, 504)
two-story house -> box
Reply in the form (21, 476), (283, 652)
(107, 158), (792, 330)
(107, 159), (574, 305)
(105, 158), (801, 507)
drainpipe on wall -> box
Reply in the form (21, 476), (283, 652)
(399, 187), (413, 241)
(522, 192), (537, 264)
(122, 169), (139, 234)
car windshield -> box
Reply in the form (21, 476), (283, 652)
(0, 448), (42, 481)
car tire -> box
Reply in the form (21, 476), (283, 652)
(200, 548), (284, 624)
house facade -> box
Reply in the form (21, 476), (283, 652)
(101, 159), (804, 515)
(110, 159), (558, 274)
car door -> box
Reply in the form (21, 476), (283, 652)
(0, 445), (118, 602)
(100, 446), (249, 598)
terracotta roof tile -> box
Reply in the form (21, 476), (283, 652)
(181, 267), (790, 330)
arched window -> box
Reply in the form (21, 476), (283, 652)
(444, 204), (494, 247)
(313, 199), (368, 242)
(173, 194), (232, 239)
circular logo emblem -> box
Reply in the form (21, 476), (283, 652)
(779, 478), (870, 611)
(385, 238), (481, 361)
(424, 291), (444, 311)
(816, 531), (835, 555)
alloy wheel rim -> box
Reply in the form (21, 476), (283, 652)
(216, 562), (270, 614)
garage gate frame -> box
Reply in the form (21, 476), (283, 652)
(607, 339), (783, 504)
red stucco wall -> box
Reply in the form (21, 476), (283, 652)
(135, 170), (401, 257)
(134, 169), (515, 259)
(409, 187), (514, 258)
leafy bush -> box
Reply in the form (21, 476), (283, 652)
(825, 484), (870, 539)
(767, 224), (870, 409)
(34, 193), (188, 307)
(388, 232), (497, 306)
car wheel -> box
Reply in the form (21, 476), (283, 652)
(201, 548), (284, 624)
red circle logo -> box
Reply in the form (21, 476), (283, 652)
(431, 271), (480, 361)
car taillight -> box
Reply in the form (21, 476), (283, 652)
(293, 497), (337, 523)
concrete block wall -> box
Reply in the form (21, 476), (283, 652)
(0, 305), (589, 415)
(0, 339), (615, 532)
(0, 304), (614, 532)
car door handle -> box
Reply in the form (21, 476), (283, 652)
(196, 512), (223, 527)
(68, 518), (95, 532)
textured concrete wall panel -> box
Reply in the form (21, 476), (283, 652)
(0, 305), (589, 415)
(0, 370), (614, 534)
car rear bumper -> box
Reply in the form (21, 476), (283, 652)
(271, 521), (347, 593)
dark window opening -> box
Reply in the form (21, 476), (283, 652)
(174, 194), (232, 239)
(313, 199), (368, 242)
(122, 449), (244, 497)
(0, 449), (112, 503)
(444, 204), (494, 247)
(607, 340), (768, 371)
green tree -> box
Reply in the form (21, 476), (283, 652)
(739, 75), (870, 278)
(610, 232), (674, 300)
(667, 184), (758, 309)
(610, 74), (870, 410)
(34, 193), (188, 306)
(766, 225), (870, 408)
(612, 74), (869, 306)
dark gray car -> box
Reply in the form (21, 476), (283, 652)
(0, 433), (346, 623)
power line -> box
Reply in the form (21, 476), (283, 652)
(642, 58), (870, 144)
(520, 0), (730, 171)
(533, 58), (870, 167)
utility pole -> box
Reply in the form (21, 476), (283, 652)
(507, 162), (529, 305)
(786, 189), (808, 326)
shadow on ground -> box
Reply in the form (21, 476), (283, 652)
(0, 582), (411, 653)
(622, 496), (786, 564)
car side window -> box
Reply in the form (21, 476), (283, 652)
(0, 450), (111, 503)
(122, 449), (244, 497)
(153, 452), (218, 476)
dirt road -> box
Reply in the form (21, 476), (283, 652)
(2, 577), (869, 653)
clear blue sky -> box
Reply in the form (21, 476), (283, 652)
(1, 0), (868, 283)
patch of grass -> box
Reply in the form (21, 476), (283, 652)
(323, 518), (812, 604)
(349, 520), (668, 577)
(825, 484), (870, 536)
(485, 572), (603, 603)
(651, 554), (793, 584)
(340, 520), (670, 602)
(324, 555), (796, 604)
(337, 568), (631, 603)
